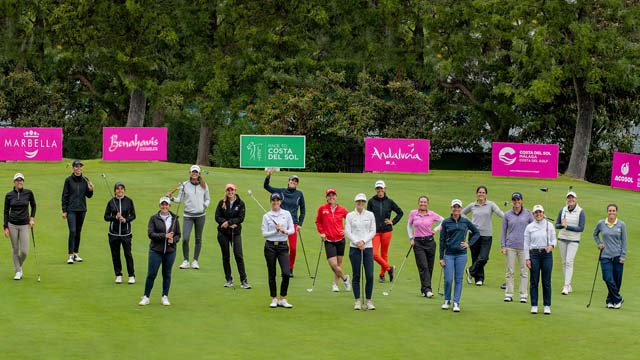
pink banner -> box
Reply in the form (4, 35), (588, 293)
(610, 152), (640, 191)
(492, 142), (558, 178)
(102, 127), (167, 161)
(0, 128), (63, 161)
(365, 138), (430, 173)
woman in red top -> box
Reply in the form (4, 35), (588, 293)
(315, 188), (351, 292)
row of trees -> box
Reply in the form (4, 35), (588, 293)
(1, 1), (639, 182)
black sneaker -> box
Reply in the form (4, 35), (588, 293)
(388, 266), (396, 282)
(379, 274), (385, 283)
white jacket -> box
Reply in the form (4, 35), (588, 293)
(345, 209), (376, 248)
(173, 180), (210, 218)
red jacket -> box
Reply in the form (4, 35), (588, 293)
(315, 203), (348, 241)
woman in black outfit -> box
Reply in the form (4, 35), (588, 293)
(103, 182), (136, 284)
(215, 183), (250, 289)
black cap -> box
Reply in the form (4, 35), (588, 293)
(72, 159), (84, 167)
(270, 193), (282, 201)
(511, 192), (523, 200)
(114, 182), (125, 191)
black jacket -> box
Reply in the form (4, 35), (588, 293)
(367, 194), (404, 233)
(61, 174), (93, 212)
(147, 211), (181, 254)
(103, 196), (136, 236)
(4, 188), (36, 228)
(215, 195), (246, 236)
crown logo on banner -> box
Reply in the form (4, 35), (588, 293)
(23, 130), (40, 138)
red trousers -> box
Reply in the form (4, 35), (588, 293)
(373, 231), (393, 275)
(288, 224), (299, 270)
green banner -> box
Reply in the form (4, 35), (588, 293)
(240, 135), (306, 168)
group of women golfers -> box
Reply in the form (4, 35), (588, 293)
(3, 165), (627, 313)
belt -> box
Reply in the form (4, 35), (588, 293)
(414, 236), (434, 241)
(529, 248), (548, 253)
(267, 240), (287, 246)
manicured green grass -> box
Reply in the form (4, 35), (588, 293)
(1, 161), (638, 359)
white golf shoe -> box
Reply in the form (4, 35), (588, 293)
(277, 299), (293, 308)
(115, 275), (122, 284)
(344, 275), (351, 291)
(441, 300), (450, 310)
(179, 260), (190, 269)
(191, 260), (199, 269)
(14, 271), (22, 280)
(161, 296), (171, 306)
(138, 296), (150, 306)
(128, 276), (136, 284)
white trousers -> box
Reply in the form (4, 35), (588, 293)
(558, 239), (579, 286)
(505, 248), (528, 298)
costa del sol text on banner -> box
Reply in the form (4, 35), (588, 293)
(240, 135), (306, 168)
(491, 142), (558, 179)
(364, 138), (430, 173)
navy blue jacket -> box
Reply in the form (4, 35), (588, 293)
(264, 176), (305, 226)
(439, 215), (480, 259)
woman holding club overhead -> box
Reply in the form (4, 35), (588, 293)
(103, 182), (136, 285)
(593, 204), (627, 309)
(524, 204), (556, 315)
(262, 193), (295, 308)
(345, 193), (376, 310)
(167, 165), (210, 270)
(4, 173), (36, 280)
(139, 197), (181, 306)
(462, 185), (504, 286)
(555, 190), (585, 295)
(61, 159), (94, 264)
(439, 199), (480, 312)
(407, 195), (444, 298)
(215, 183), (251, 289)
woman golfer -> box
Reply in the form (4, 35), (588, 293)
(439, 199), (480, 312)
(593, 204), (626, 309)
(462, 185), (504, 286)
(345, 193), (376, 310)
(3, 173), (36, 280)
(215, 183), (250, 289)
(524, 204), (556, 315)
(555, 190), (585, 295)
(407, 195), (443, 298)
(139, 197), (181, 306)
(262, 193), (295, 308)
(103, 182), (136, 284)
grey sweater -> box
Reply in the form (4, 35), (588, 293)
(593, 220), (627, 260)
(462, 200), (504, 237)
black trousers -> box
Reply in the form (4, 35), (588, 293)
(264, 241), (291, 298)
(218, 231), (247, 282)
(413, 236), (436, 293)
(109, 234), (135, 277)
(469, 236), (492, 282)
(67, 211), (86, 254)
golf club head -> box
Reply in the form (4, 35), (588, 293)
(568, 185), (573, 191)
(201, 169), (210, 175)
(539, 187), (548, 192)
(247, 189), (253, 196)
(504, 201), (508, 207)
(382, 291), (389, 296)
(37, 275), (41, 282)
(306, 288), (313, 292)
(101, 173), (107, 178)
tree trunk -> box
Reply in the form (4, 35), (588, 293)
(565, 76), (594, 180)
(126, 88), (146, 127)
(196, 125), (212, 166)
(151, 107), (165, 127)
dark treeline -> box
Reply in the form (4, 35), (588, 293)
(1, 1), (639, 183)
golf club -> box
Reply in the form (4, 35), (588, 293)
(306, 240), (324, 292)
(30, 227), (41, 282)
(382, 245), (413, 296)
(360, 248), (365, 309)
(101, 173), (119, 214)
(437, 267), (443, 296)
(587, 250), (602, 308)
(297, 230), (312, 278)
(228, 226), (236, 290)
(247, 189), (280, 227)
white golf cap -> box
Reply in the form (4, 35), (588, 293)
(354, 193), (367, 202)
(566, 191), (577, 198)
(374, 180), (386, 188)
(13, 173), (25, 181)
(190, 165), (201, 173)
(532, 204), (544, 212)
(451, 199), (462, 207)
(159, 196), (171, 205)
